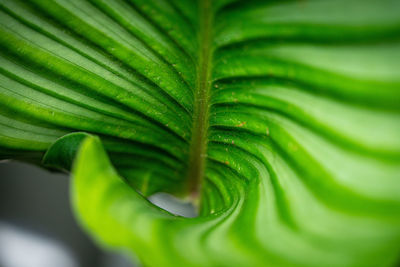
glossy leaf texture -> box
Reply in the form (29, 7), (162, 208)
(1, 0), (400, 266)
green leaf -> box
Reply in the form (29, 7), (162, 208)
(42, 132), (90, 171)
(1, 0), (400, 266)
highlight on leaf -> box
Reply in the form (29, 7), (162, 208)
(0, 0), (399, 266)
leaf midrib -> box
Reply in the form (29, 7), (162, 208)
(186, 0), (213, 201)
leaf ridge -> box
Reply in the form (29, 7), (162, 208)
(186, 0), (213, 198)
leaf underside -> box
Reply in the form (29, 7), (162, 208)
(1, 0), (400, 266)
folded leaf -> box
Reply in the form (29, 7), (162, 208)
(0, 0), (400, 266)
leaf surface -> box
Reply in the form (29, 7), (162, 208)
(1, 0), (400, 266)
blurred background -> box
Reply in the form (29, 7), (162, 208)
(0, 161), (195, 267)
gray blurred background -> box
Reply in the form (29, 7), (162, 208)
(0, 161), (195, 267)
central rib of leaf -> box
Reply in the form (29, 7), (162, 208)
(186, 0), (213, 201)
